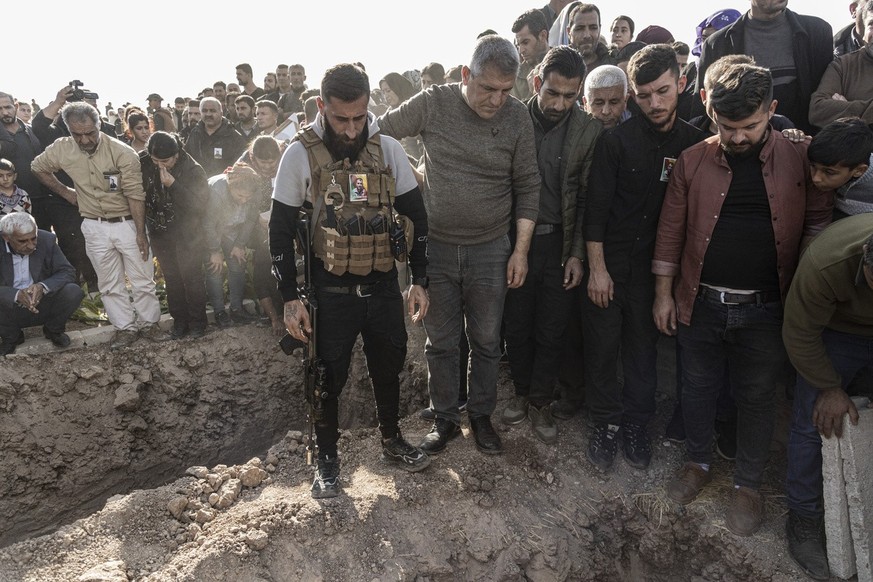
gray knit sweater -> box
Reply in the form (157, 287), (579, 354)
(378, 83), (540, 245)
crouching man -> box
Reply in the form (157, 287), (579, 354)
(1, 212), (83, 355)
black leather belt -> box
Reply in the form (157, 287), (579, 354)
(319, 281), (386, 297)
(534, 223), (560, 235)
(698, 286), (780, 305)
(87, 215), (133, 223)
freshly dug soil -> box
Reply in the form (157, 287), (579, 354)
(0, 323), (815, 581)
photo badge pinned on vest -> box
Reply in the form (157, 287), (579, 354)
(311, 161), (408, 277)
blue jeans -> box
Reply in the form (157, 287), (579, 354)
(787, 328), (873, 517)
(424, 235), (511, 423)
(678, 293), (787, 489)
(204, 237), (246, 313)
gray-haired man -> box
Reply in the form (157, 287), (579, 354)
(379, 35), (541, 455)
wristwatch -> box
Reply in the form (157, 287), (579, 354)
(412, 276), (429, 289)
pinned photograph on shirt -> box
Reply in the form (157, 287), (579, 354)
(660, 157), (677, 183)
(213, 147), (223, 159)
(106, 174), (119, 191)
(349, 174), (368, 202)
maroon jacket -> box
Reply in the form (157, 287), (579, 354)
(652, 130), (833, 325)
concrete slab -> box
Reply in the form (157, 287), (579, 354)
(823, 425), (855, 579)
(79, 326), (115, 346)
(841, 398), (873, 582)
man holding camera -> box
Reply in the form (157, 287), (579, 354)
(270, 63), (431, 499)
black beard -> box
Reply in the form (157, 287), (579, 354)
(322, 119), (369, 163)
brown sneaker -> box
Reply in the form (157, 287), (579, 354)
(726, 486), (764, 536)
(666, 462), (712, 504)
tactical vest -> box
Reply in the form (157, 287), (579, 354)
(296, 126), (410, 276)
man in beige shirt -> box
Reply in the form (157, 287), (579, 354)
(31, 102), (162, 349)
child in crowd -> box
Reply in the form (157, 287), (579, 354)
(0, 159), (31, 215)
(808, 117), (873, 219)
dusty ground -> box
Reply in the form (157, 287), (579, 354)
(0, 322), (836, 581)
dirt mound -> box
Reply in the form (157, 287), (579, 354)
(0, 324), (812, 581)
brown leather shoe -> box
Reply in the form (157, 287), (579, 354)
(666, 462), (712, 504)
(726, 486), (764, 536)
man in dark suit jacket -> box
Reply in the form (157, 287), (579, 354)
(0, 212), (83, 355)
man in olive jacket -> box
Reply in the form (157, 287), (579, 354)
(501, 46), (602, 444)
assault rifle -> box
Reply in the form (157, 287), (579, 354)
(278, 212), (327, 465)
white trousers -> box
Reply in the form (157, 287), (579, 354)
(80, 218), (160, 330)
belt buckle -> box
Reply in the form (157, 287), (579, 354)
(719, 291), (740, 305)
(355, 284), (372, 298)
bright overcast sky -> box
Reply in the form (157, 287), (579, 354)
(8, 0), (848, 114)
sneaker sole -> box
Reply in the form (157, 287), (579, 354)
(381, 452), (432, 472)
(311, 488), (340, 499)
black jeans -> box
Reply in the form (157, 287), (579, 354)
(31, 195), (97, 289)
(582, 277), (659, 427)
(0, 282), (84, 340)
(678, 293), (786, 489)
(150, 232), (208, 329)
(503, 231), (573, 405)
(313, 279), (407, 458)
(555, 286), (585, 404)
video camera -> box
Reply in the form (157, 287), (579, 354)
(66, 80), (99, 103)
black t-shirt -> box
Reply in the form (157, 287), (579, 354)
(700, 144), (780, 291)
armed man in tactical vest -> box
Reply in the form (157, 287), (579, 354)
(270, 63), (431, 499)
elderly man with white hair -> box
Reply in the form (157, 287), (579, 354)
(0, 211), (83, 355)
(583, 64), (629, 129)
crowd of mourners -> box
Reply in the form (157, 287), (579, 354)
(3, 1), (873, 578)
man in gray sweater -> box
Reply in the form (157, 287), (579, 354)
(379, 35), (541, 455)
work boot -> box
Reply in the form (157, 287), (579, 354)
(139, 323), (170, 342)
(587, 423), (620, 471)
(622, 422), (652, 469)
(726, 486), (764, 536)
(311, 455), (340, 499)
(109, 329), (138, 350)
(666, 461), (712, 504)
(382, 435), (431, 472)
(0, 331), (25, 356)
(43, 327), (71, 348)
(501, 395), (529, 425)
(528, 404), (557, 444)
(715, 418), (738, 461)
(786, 511), (830, 580)
(470, 415), (503, 454)
(418, 418), (461, 454)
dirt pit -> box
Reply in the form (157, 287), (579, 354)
(0, 324), (821, 581)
